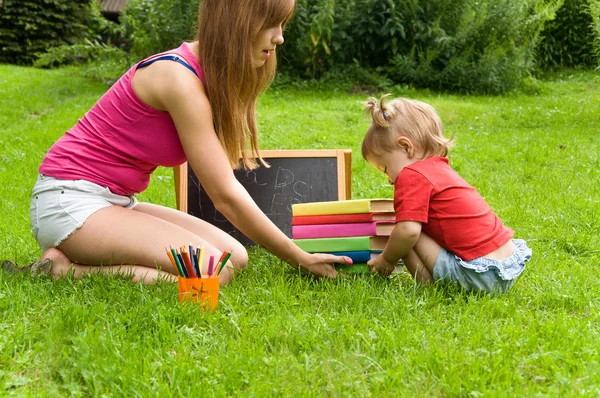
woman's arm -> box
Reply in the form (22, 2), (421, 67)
(137, 61), (348, 276)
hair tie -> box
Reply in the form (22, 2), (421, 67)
(382, 111), (388, 120)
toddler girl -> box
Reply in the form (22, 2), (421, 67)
(363, 95), (532, 295)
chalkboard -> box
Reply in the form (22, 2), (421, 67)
(174, 150), (352, 246)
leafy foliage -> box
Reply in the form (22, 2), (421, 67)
(28, 1), (128, 83)
(33, 1), (127, 68)
(4, 0), (577, 93)
(0, 0), (95, 65)
(589, 0), (600, 66)
(537, 0), (598, 69)
(22, 0), (199, 82)
(33, 39), (131, 85)
(34, 40), (128, 69)
(279, 0), (562, 94)
(120, 0), (200, 59)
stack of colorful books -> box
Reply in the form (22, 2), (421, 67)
(291, 199), (396, 274)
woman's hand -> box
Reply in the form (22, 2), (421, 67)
(296, 253), (353, 278)
(367, 253), (396, 276)
(154, 62), (352, 272)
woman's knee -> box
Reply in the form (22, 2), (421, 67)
(231, 245), (249, 269)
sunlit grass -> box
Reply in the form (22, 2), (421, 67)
(0, 64), (599, 396)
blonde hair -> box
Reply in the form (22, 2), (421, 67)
(361, 94), (453, 161)
(196, 0), (295, 169)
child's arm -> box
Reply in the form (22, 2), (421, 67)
(368, 221), (421, 274)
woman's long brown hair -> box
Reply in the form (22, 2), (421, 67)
(195, 0), (295, 169)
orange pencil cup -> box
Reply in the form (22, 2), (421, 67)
(177, 276), (220, 312)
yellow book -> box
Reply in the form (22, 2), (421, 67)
(292, 199), (393, 216)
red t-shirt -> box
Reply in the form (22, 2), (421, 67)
(394, 156), (513, 260)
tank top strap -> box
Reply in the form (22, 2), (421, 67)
(136, 54), (199, 78)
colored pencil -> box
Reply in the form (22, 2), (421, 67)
(170, 247), (186, 277)
(207, 255), (214, 276)
(198, 245), (205, 275)
(194, 247), (200, 275)
(189, 243), (196, 272)
(181, 248), (195, 277)
(215, 251), (227, 268)
(169, 246), (181, 276)
(217, 251), (232, 275)
(165, 248), (181, 276)
(176, 251), (188, 277)
(169, 243), (232, 279)
(215, 250), (228, 273)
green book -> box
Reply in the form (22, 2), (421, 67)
(293, 236), (388, 252)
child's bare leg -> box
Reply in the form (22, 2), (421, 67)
(41, 248), (176, 285)
(402, 232), (443, 284)
(402, 249), (433, 283)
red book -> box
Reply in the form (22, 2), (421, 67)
(292, 222), (395, 239)
(292, 212), (395, 226)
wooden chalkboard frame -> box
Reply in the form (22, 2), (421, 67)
(174, 149), (352, 214)
(173, 149), (352, 213)
(174, 149), (352, 244)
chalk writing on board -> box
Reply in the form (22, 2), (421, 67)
(187, 156), (340, 245)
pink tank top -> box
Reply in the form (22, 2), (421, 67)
(39, 42), (204, 195)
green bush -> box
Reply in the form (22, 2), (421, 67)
(120, 0), (200, 60)
(279, 0), (561, 94)
(589, 0), (600, 65)
(0, 0), (94, 65)
(33, 1), (127, 68)
(27, 1), (128, 84)
(385, 0), (559, 94)
(30, 0), (199, 83)
(18, 0), (569, 94)
(537, 0), (597, 68)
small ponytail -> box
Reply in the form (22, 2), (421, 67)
(362, 94), (453, 161)
(364, 94), (393, 128)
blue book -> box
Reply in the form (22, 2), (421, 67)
(330, 251), (371, 263)
(331, 250), (403, 264)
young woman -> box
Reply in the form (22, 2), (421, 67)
(22, 0), (351, 285)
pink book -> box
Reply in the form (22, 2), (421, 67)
(292, 222), (395, 239)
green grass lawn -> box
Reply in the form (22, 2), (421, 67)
(1, 64), (599, 396)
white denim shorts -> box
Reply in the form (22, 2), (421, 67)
(30, 174), (138, 252)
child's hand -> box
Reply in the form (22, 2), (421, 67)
(368, 253), (396, 276)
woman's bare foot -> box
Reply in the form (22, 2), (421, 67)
(1, 248), (67, 277)
(38, 248), (72, 278)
